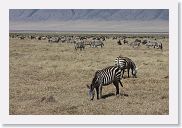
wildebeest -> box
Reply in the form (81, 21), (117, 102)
(117, 40), (122, 45)
(87, 66), (124, 100)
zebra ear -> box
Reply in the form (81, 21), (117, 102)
(86, 84), (90, 89)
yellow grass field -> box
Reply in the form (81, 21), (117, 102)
(9, 34), (169, 115)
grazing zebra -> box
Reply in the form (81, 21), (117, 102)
(115, 56), (137, 78)
(84, 40), (92, 47)
(74, 40), (85, 51)
(60, 37), (66, 43)
(142, 39), (148, 45)
(48, 37), (60, 43)
(87, 66), (124, 100)
(145, 41), (157, 48)
(129, 41), (141, 48)
(145, 41), (162, 50)
(155, 42), (163, 50)
(91, 39), (104, 48)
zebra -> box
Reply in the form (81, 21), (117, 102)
(115, 56), (137, 78)
(155, 42), (163, 50)
(48, 37), (60, 43)
(84, 40), (92, 47)
(142, 39), (148, 45)
(129, 41), (141, 48)
(145, 41), (162, 50)
(86, 66), (124, 100)
(145, 41), (157, 48)
(90, 39), (104, 48)
(74, 40), (85, 51)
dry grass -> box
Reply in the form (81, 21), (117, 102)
(9, 35), (169, 115)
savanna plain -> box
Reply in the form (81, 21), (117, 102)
(9, 33), (169, 115)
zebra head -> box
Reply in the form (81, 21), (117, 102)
(132, 68), (137, 78)
(86, 84), (95, 100)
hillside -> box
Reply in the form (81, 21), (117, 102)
(9, 9), (169, 22)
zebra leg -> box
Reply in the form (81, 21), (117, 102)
(113, 81), (119, 96)
(96, 87), (100, 100)
(119, 80), (123, 87)
(128, 68), (130, 78)
(99, 85), (102, 98)
(122, 69), (125, 78)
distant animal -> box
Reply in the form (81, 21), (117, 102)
(36, 36), (41, 40)
(129, 41), (141, 48)
(115, 56), (137, 78)
(87, 66), (124, 100)
(117, 40), (122, 45)
(41, 36), (47, 40)
(91, 39), (104, 48)
(74, 40), (85, 51)
(28, 35), (35, 40)
(145, 41), (156, 48)
(60, 37), (66, 43)
(134, 39), (141, 43)
(142, 39), (148, 45)
(113, 37), (117, 40)
(48, 37), (60, 43)
(155, 42), (163, 50)
(145, 41), (162, 50)
(18, 36), (25, 40)
(123, 39), (128, 44)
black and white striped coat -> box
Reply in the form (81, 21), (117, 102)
(90, 39), (104, 48)
(145, 41), (162, 50)
(87, 66), (124, 100)
(115, 56), (137, 78)
(74, 40), (85, 50)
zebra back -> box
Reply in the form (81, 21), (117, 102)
(115, 56), (137, 77)
(115, 56), (128, 69)
(92, 66), (122, 86)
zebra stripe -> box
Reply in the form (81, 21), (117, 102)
(115, 57), (126, 68)
(87, 66), (123, 100)
(74, 40), (85, 51)
(115, 56), (137, 78)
